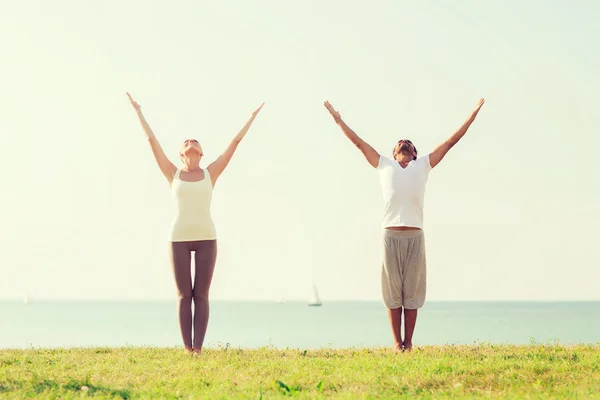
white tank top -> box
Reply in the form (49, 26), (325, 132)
(376, 155), (432, 229)
(169, 168), (216, 242)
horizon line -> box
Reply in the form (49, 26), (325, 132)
(2, 298), (600, 303)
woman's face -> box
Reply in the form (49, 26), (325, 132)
(180, 139), (203, 158)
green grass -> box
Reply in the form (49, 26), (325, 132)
(1, 345), (599, 399)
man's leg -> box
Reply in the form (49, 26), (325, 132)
(403, 308), (418, 350)
(401, 231), (426, 351)
(388, 307), (403, 351)
(381, 231), (404, 350)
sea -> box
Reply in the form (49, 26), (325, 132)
(1, 301), (599, 350)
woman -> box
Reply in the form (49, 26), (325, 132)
(127, 92), (264, 354)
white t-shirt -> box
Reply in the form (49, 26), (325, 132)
(376, 154), (432, 229)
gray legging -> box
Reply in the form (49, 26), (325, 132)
(170, 240), (217, 351)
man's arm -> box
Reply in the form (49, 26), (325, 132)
(324, 101), (380, 168)
(429, 98), (485, 169)
(207, 103), (264, 185)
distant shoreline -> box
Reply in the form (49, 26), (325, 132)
(2, 299), (600, 303)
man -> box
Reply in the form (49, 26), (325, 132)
(324, 98), (485, 351)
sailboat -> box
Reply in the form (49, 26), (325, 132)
(308, 284), (322, 307)
(23, 290), (32, 305)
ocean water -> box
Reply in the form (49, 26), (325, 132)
(1, 301), (599, 349)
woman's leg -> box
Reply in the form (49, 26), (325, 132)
(170, 241), (193, 350)
(191, 240), (217, 352)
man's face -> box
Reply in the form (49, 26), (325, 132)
(393, 139), (417, 161)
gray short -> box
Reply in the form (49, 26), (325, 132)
(381, 229), (427, 309)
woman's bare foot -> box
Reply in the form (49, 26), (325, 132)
(394, 342), (403, 352)
(184, 347), (194, 354)
(192, 348), (202, 355)
(402, 341), (413, 352)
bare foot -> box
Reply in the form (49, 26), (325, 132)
(192, 348), (202, 355)
(393, 342), (403, 352)
(403, 341), (413, 352)
(184, 347), (194, 354)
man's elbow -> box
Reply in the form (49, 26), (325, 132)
(445, 139), (458, 150)
(353, 138), (365, 149)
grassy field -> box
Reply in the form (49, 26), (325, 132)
(1, 345), (599, 399)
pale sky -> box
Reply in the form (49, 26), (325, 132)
(1, 0), (598, 301)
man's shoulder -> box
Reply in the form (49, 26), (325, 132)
(414, 155), (432, 170)
(377, 155), (396, 169)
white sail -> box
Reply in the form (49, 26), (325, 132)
(23, 290), (32, 305)
(308, 284), (322, 306)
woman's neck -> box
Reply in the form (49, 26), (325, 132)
(182, 157), (201, 172)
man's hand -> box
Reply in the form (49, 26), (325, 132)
(252, 102), (265, 117)
(126, 92), (141, 112)
(324, 101), (342, 122)
(470, 98), (485, 119)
